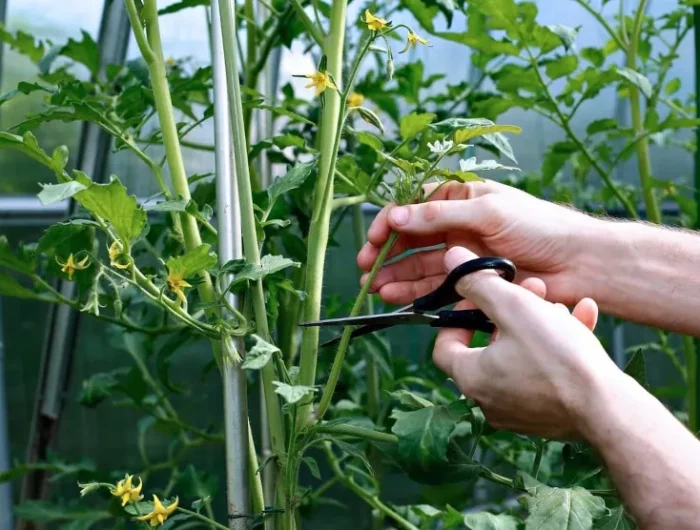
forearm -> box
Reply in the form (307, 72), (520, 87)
(575, 218), (700, 336)
(579, 372), (700, 529)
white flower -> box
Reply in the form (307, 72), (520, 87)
(427, 140), (454, 154)
(459, 157), (520, 172)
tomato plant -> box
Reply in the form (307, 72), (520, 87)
(0, 1), (697, 529)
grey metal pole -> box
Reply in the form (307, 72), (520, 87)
(18, 2), (131, 524)
(210, 1), (251, 527)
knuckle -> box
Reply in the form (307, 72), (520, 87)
(422, 201), (443, 223)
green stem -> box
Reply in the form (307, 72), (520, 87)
(526, 48), (638, 218)
(333, 194), (367, 209)
(316, 424), (397, 444)
(177, 508), (230, 530)
(573, 0), (627, 52)
(315, 232), (398, 421)
(296, 0), (349, 428)
(531, 440), (545, 479)
(216, 0), (287, 509)
(290, 0), (325, 48)
(249, 424), (266, 514)
(627, 0), (661, 223)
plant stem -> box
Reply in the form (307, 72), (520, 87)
(573, 0), (627, 52)
(531, 440), (545, 479)
(290, 0), (325, 48)
(177, 508), (230, 530)
(296, 0), (348, 428)
(216, 0), (287, 517)
(315, 232), (398, 421)
(627, 0), (661, 224)
(316, 424), (397, 444)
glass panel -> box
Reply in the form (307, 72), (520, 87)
(0, 0), (104, 195)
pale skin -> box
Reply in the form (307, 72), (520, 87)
(357, 180), (700, 530)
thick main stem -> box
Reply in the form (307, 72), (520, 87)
(297, 0), (348, 427)
(627, 0), (661, 224)
(216, 2), (287, 525)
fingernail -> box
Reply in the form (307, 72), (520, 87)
(390, 206), (409, 226)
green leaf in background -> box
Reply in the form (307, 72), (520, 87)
(518, 473), (606, 530)
(158, 0), (208, 14)
(37, 182), (87, 206)
(463, 512), (521, 530)
(167, 244), (218, 279)
(546, 24), (579, 52)
(402, 0), (440, 32)
(355, 131), (384, 151)
(593, 507), (634, 529)
(224, 255), (300, 288)
(544, 55), (579, 80)
(145, 197), (190, 212)
(0, 274), (40, 300)
(256, 104), (315, 125)
(0, 236), (36, 274)
(36, 222), (94, 254)
(13, 500), (110, 525)
(664, 77), (681, 96)
(623, 348), (649, 390)
(242, 334), (280, 370)
(74, 176), (146, 244)
(580, 47), (605, 67)
(267, 160), (317, 204)
(330, 439), (374, 477)
(0, 24), (44, 63)
(0, 132), (64, 177)
(60, 30), (100, 76)
(272, 382), (317, 404)
(542, 141), (578, 184)
(78, 370), (127, 408)
(615, 67), (652, 99)
(302, 456), (321, 480)
(586, 119), (618, 136)
(400, 112), (436, 141)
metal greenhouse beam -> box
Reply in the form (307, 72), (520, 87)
(210, 1), (251, 527)
(17, 3), (132, 527)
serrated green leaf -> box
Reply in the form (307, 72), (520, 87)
(60, 30), (100, 76)
(615, 67), (652, 99)
(0, 24), (44, 63)
(167, 244), (218, 279)
(242, 335), (279, 370)
(593, 506), (634, 529)
(74, 177), (146, 244)
(463, 512), (520, 530)
(624, 348), (648, 390)
(0, 236), (35, 274)
(391, 405), (460, 468)
(272, 382), (317, 404)
(0, 132), (64, 177)
(430, 118), (521, 163)
(586, 119), (618, 136)
(36, 222), (93, 254)
(267, 161), (316, 204)
(145, 198), (190, 212)
(400, 112), (436, 141)
(520, 473), (606, 530)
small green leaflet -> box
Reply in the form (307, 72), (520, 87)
(399, 112), (436, 141)
(545, 55), (579, 80)
(59, 30), (100, 76)
(391, 390), (433, 410)
(167, 244), (218, 279)
(519, 473), (606, 530)
(547, 24), (579, 52)
(0, 274), (39, 300)
(355, 131), (384, 151)
(225, 255), (300, 288)
(36, 222), (94, 254)
(272, 382), (317, 404)
(0, 236), (36, 274)
(623, 348), (649, 390)
(158, 0), (208, 14)
(615, 67), (652, 99)
(257, 104), (314, 125)
(145, 197), (190, 212)
(429, 118), (521, 163)
(0, 24), (44, 63)
(0, 132), (66, 178)
(267, 160), (316, 204)
(12, 500), (110, 525)
(74, 177), (146, 244)
(459, 157), (520, 173)
(463, 512), (520, 530)
(241, 334), (280, 370)
(593, 507), (634, 529)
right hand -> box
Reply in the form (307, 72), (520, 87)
(433, 246), (621, 441)
(357, 179), (601, 307)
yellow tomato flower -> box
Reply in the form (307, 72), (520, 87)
(364, 9), (388, 31)
(108, 240), (131, 270)
(109, 474), (143, 507)
(347, 92), (364, 108)
(400, 31), (430, 53)
(303, 71), (337, 96)
(137, 495), (179, 527)
(56, 254), (90, 280)
(167, 271), (192, 306)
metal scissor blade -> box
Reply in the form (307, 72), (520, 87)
(319, 322), (394, 348)
(301, 312), (437, 328)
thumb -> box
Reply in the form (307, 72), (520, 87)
(443, 246), (526, 331)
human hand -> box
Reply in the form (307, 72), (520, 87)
(434, 246), (621, 440)
(357, 180), (601, 307)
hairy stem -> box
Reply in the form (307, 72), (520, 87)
(315, 424), (397, 444)
(296, 0), (348, 428)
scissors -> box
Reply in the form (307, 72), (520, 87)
(300, 256), (516, 348)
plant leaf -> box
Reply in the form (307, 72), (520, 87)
(158, 0), (208, 14)
(224, 255), (300, 288)
(0, 274), (39, 299)
(459, 157), (519, 173)
(391, 405), (461, 468)
(37, 182), (87, 206)
(463, 512), (521, 530)
(60, 30), (100, 76)
(331, 439), (374, 477)
(0, 236), (36, 274)
(74, 176), (146, 244)
(519, 473), (606, 530)
(400, 112), (436, 141)
(624, 348), (649, 390)
(593, 506), (634, 530)
(272, 382), (317, 404)
(166, 244), (218, 279)
(242, 335), (279, 370)
(391, 390), (434, 410)
(145, 198), (190, 212)
(267, 160), (316, 204)
(36, 222), (93, 254)
(615, 67), (652, 99)
(355, 131), (384, 151)
(546, 24), (579, 51)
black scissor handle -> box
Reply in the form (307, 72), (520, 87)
(413, 256), (516, 312)
(431, 309), (495, 333)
